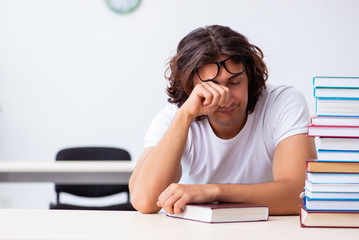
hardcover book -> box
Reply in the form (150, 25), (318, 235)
(313, 76), (359, 88)
(317, 150), (359, 162)
(305, 180), (359, 192)
(307, 125), (359, 137)
(316, 98), (359, 117)
(314, 87), (359, 99)
(304, 197), (359, 211)
(318, 137), (359, 151)
(304, 188), (359, 200)
(300, 205), (359, 228)
(167, 203), (269, 223)
(311, 116), (359, 126)
(307, 159), (359, 173)
(307, 172), (359, 184)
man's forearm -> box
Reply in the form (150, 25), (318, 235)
(130, 109), (195, 213)
(213, 180), (304, 215)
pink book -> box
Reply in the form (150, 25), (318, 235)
(307, 125), (359, 137)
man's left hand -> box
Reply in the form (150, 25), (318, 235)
(156, 183), (218, 214)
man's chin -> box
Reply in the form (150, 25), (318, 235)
(209, 116), (241, 127)
(208, 112), (247, 128)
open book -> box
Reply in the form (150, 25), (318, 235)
(167, 202), (269, 223)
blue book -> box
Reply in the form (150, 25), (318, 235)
(317, 150), (359, 162)
(304, 196), (359, 211)
(317, 137), (359, 151)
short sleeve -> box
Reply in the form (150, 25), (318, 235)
(265, 86), (310, 146)
(144, 104), (178, 148)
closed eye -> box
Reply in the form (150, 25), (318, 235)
(229, 80), (241, 86)
(228, 75), (242, 85)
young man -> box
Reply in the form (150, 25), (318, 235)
(129, 25), (317, 215)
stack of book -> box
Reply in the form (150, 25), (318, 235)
(302, 76), (359, 228)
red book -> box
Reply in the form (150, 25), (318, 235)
(300, 205), (359, 228)
(167, 203), (269, 223)
(307, 125), (359, 137)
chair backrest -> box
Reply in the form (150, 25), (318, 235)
(56, 147), (131, 161)
(55, 147), (131, 198)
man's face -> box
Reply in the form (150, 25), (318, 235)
(193, 55), (249, 137)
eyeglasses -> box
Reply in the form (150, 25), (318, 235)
(195, 55), (246, 82)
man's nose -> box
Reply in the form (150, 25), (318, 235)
(214, 67), (232, 85)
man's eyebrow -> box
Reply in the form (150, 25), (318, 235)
(228, 73), (242, 81)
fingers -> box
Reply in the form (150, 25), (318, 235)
(157, 184), (216, 215)
(181, 81), (232, 118)
(157, 184), (189, 215)
(198, 82), (231, 108)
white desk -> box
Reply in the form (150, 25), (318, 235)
(0, 161), (135, 184)
(0, 209), (358, 240)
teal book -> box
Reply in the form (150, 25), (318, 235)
(314, 88), (359, 99)
(313, 76), (359, 88)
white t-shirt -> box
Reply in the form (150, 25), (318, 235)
(144, 84), (310, 185)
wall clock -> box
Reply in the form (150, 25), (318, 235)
(105, 0), (141, 14)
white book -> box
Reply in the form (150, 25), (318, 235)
(307, 172), (359, 184)
(300, 205), (359, 228)
(167, 203), (269, 223)
(311, 116), (359, 126)
(305, 180), (359, 192)
(318, 137), (359, 151)
(314, 88), (359, 99)
(316, 98), (359, 117)
(313, 76), (359, 88)
(305, 188), (359, 200)
(308, 125), (359, 137)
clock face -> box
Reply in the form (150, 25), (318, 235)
(105, 0), (141, 14)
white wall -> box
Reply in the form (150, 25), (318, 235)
(0, 0), (358, 209)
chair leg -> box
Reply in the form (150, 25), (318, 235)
(56, 192), (60, 204)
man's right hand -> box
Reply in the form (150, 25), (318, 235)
(180, 81), (233, 120)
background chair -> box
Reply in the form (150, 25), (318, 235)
(49, 147), (136, 211)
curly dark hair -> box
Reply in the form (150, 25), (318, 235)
(165, 25), (268, 117)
